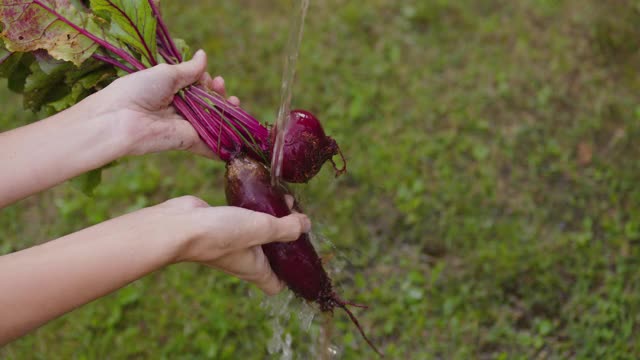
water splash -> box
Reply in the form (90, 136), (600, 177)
(267, 318), (293, 360)
(263, 290), (321, 359)
(261, 231), (359, 359)
(309, 231), (348, 277)
(264, 292), (293, 359)
(298, 300), (316, 331)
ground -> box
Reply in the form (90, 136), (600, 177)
(1, 0), (640, 358)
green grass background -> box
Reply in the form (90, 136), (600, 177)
(2, 0), (640, 358)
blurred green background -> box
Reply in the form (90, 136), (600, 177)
(2, 0), (640, 358)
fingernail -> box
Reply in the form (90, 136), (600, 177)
(194, 49), (205, 59)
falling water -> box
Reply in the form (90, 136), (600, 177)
(270, 0), (310, 185)
(266, 3), (349, 356)
(262, 231), (348, 359)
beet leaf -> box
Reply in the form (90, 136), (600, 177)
(89, 0), (157, 65)
(0, 0), (102, 65)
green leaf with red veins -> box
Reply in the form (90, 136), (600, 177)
(0, 0), (104, 66)
(90, 0), (157, 65)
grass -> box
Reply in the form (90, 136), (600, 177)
(2, 0), (640, 358)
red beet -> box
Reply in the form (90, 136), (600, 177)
(225, 155), (382, 356)
(272, 110), (346, 183)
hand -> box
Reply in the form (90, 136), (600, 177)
(85, 50), (239, 158)
(158, 196), (311, 295)
(0, 195), (309, 343)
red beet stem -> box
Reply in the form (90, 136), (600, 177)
(148, 0), (182, 62)
(91, 54), (135, 73)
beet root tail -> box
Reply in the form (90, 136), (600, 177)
(335, 298), (383, 357)
(330, 141), (347, 178)
(340, 300), (368, 309)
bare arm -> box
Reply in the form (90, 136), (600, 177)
(0, 50), (238, 208)
(0, 101), (127, 207)
(0, 50), (284, 345)
(0, 196), (310, 345)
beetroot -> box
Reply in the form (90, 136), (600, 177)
(225, 155), (382, 356)
(271, 110), (346, 183)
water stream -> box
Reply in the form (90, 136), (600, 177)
(270, 0), (310, 185)
(265, 2), (348, 358)
(262, 230), (349, 359)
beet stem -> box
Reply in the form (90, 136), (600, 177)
(185, 91), (242, 146)
(91, 54), (134, 73)
(148, 0), (182, 62)
(158, 46), (177, 64)
(190, 86), (270, 140)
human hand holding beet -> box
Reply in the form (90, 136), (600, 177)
(166, 195), (310, 295)
(82, 50), (239, 159)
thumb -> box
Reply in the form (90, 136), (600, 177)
(271, 213), (312, 243)
(171, 49), (207, 91)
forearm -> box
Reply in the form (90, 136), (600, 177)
(0, 98), (129, 207)
(0, 206), (183, 345)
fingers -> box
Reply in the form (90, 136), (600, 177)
(199, 72), (214, 90)
(250, 212), (311, 247)
(247, 247), (285, 295)
(211, 247), (285, 295)
(211, 76), (226, 97)
(172, 120), (216, 158)
(187, 138), (217, 159)
(277, 213), (311, 241)
(228, 95), (240, 106)
(188, 206), (311, 295)
(200, 74), (241, 106)
(170, 118), (216, 158)
(171, 49), (208, 92)
(218, 210), (311, 249)
(145, 117), (215, 158)
(158, 195), (209, 210)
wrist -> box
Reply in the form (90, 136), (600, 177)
(75, 92), (139, 158)
(143, 198), (209, 265)
(74, 97), (133, 159)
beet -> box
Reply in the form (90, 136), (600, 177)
(273, 110), (346, 183)
(225, 155), (382, 356)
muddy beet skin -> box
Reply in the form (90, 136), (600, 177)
(225, 155), (334, 306)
